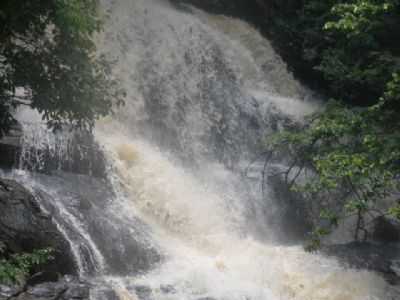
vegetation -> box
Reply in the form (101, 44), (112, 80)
(0, 0), (124, 138)
(0, 0), (123, 284)
(0, 243), (53, 284)
(265, 0), (400, 248)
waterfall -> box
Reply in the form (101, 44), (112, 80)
(3, 0), (396, 299)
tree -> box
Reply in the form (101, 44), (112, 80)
(264, 0), (400, 249)
(269, 0), (400, 106)
(0, 244), (53, 284)
(0, 0), (124, 137)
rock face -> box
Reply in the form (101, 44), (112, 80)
(18, 129), (108, 179)
(0, 178), (77, 275)
(0, 121), (107, 178)
(266, 166), (312, 243)
(0, 276), (89, 300)
(170, 0), (300, 26)
(0, 123), (22, 169)
(371, 216), (400, 243)
(322, 242), (400, 285)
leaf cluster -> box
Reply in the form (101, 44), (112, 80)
(270, 0), (400, 106)
(0, 245), (54, 284)
(266, 74), (400, 247)
(0, 0), (124, 137)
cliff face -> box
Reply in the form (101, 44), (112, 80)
(170, 0), (299, 22)
(0, 178), (77, 276)
(170, 0), (313, 89)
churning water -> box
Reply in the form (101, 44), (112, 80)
(5, 0), (398, 299)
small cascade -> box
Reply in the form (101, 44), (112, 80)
(1, 0), (397, 299)
(90, 0), (397, 299)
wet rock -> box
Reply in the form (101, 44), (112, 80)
(371, 216), (400, 243)
(62, 283), (90, 299)
(16, 276), (89, 300)
(0, 284), (19, 299)
(0, 123), (22, 169)
(26, 271), (61, 286)
(0, 178), (77, 275)
(88, 215), (161, 275)
(322, 242), (400, 285)
(160, 284), (176, 294)
(133, 285), (152, 300)
(91, 289), (120, 300)
(19, 129), (107, 178)
(265, 165), (312, 243)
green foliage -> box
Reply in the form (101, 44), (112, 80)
(265, 0), (400, 249)
(0, 0), (124, 137)
(0, 247), (54, 284)
(266, 82), (400, 247)
(270, 0), (400, 105)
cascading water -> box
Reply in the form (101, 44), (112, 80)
(3, 0), (398, 299)
(89, 0), (396, 299)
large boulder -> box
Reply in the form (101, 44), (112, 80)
(18, 129), (107, 179)
(0, 123), (22, 169)
(265, 165), (312, 243)
(0, 276), (89, 300)
(170, 0), (300, 25)
(0, 178), (77, 275)
(371, 216), (400, 243)
(322, 242), (400, 285)
(0, 121), (106, 178)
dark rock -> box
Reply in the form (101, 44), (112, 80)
(0, 284), (19, 299)
(27, 282), (66, 298)
(62, 283), (90, 299)
(17, 276), (90, 300)
(160, 284), (176, 294)
(87, 215), (161, 275)
(265, 165), (312, 243)
(322, 242), (400, 285)
(0, 178), (77, 275)
(371, 216), (400, 243)
(0, 120), (107, 178)
(91, 289), (120, 300)
(26, 271), (61, 286)
(0, 123), (22, 169)
(133, 285), (153, 300)
(19, 129), (107, 179)
(170, 0), (299, 30)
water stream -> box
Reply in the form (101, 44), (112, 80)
(4, 0), (398, 299)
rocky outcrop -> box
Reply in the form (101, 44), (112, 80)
(18, 129), (107, 179)
(322, 242), (400, 285)
(371, 216), (400, 243)
(0, 121), (106, 178)
(265, 165), (312, 243)
(0, 276), (89, 300)
(0, 178), (77, 275)
(170, 0), (300, 26)
(0, 123), (22, 169)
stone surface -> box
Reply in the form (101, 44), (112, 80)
(371, 216), (400, 243)
(19, 130), (107, 179)
(15, 276), (89, 300)
(132, 285), (152, 300)
(322, 242), (400, 285)
(266, 165), (312, 243)
(0, 178), (77, 275)
(0, 123), (22, 169)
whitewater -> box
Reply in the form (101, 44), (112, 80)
(4, 0), (397, 299)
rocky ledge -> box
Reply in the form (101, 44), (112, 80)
(322, 242), (400, 285)
(0, 177), (87, 299)
(0, 178), (77, 275)
(0, 275), (89, 300)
